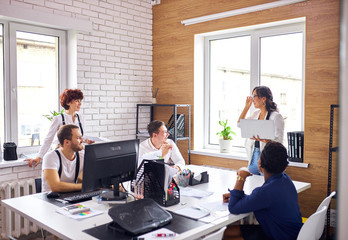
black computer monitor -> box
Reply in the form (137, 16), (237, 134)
(82, 139), (139, 201)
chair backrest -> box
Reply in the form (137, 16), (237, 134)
(317, 191), (336, 212)
(315, 191), (336, 239)
(201, 226), (226, 240)
(34, 178), (42, 193)
(297, 206), (327, 240)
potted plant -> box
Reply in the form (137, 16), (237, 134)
(43, 109), (64, 121)
(216, 120), (236, 153)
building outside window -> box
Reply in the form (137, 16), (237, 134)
(204, 20), (305, 151)
(0, 22), (66, 149)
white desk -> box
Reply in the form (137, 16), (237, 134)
(2, 165), (311, 240)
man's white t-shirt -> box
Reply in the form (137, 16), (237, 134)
(138, 138), (185, 170)
(41, 149), (84, 192)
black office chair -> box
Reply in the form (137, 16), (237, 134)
(35, 178), (42, 193)
(34, 178), (49, 240)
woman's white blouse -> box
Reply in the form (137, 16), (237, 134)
(38, 112), (85, 159)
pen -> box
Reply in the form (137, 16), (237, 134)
(153, 233), (176, 237)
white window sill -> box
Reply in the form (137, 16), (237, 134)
(191, 148), (249, 161)
(191, 148), (309, 168)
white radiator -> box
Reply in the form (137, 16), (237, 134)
(0, 179), (39, 239)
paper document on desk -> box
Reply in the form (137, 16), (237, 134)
(138, 228), (178, 240)
(164, 165), (179, 193)
(180, 187), (213, 198)
(56, 206), (103, 220)
(174, 205), (210, 220)
(197, 201), (230, 223)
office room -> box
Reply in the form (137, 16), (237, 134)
(0, 0), (347, 239)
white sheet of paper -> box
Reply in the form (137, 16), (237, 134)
(179, 187), (213, 198)
(240, 119), (275, 139)
(164, 165), (179, 195)
(174, 205), (210, 220)
(197, 201), (230, 223)
(138, 227), (178, 240)
(55, 207), (103, 220)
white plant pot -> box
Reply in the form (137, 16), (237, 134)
(219, 139), (232, 153)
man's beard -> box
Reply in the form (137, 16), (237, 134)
(71, 143), (83, 152)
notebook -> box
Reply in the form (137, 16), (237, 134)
(108, 198), (172, 235)
(240, 119), (275, 140)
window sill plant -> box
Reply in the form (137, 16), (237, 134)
(216, 120), (236, 153)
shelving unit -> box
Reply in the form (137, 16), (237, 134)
(326, 104), (339, 239)
(135, 104), (191, 163)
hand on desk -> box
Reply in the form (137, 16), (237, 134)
(24, 157), (41, 168)
(223, 167), (253, 197)
(223, 193), (230, 203)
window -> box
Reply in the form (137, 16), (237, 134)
(203, 20), (305, 151)
(0, 24), (4, 143)
(1, 22), (66, 149)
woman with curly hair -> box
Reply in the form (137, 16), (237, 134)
(237, 86), (284, 175)
(25, 89), (94, 167)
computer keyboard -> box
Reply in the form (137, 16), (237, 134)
(63, 190), (104, 203)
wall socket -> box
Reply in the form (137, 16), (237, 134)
(329, 209), (336, 228)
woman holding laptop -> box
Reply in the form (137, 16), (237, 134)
(237, 86), (284, 175)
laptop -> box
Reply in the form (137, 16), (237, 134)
(108, 198), (172, 235)
(240, 119), (275, 140)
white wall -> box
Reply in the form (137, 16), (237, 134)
(5, 0), (153, 140)
(338, 0), (348, 238)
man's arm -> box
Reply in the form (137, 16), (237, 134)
(169, 141), (185, 170)
(44, 169), (82, 192)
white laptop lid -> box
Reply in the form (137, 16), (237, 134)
(240, 119), (275, 140)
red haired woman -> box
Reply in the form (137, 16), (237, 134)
(25, 89), (94, 167)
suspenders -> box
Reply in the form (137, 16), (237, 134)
(54, 150), (80, 184)
(57, 113), (82, 184)
(61, 113), (84, 136)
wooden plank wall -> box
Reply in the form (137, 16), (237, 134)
(152, 0), (340, 217)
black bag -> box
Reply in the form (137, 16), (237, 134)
(3, 142), (18, 161)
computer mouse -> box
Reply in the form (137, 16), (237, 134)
(47, 191), (60, 198)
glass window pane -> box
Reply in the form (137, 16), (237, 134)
(16, 31), (59, 147)
(209, 36), (251, 146)
(260, 32), (303, 144)
(0, 24), (4, 143)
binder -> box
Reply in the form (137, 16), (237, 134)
(288, 131), (304, 162)
(166, 114), (185, 139)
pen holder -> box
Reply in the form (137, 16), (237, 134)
(189, 171), (209, 186)
(176, 173), (190, 187)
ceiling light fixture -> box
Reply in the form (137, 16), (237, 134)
(181, 0), (307, 26)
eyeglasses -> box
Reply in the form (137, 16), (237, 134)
(252, 95), (259, 100)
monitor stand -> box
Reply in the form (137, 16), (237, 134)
(101, 178), (127, 201)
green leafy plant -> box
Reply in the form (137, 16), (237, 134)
(216, 120), (236, 140)
(43, 109), (64, 121)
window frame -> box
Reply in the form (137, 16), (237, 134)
(1, 21), (67, 152)
(203, 21), (305, 150)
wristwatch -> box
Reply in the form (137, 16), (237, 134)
(237, 175), (245, 182)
